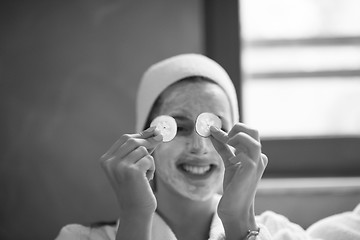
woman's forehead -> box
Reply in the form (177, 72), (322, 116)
(159, 81), (232, 120)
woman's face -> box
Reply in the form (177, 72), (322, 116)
(153, 80), (232, 201)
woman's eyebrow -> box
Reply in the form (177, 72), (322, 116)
(172, 115), (190, 122)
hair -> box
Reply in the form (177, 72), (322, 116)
(143, 76), (218, 131)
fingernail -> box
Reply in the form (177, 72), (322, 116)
(146, 126), (156, 132)
(210, 126), (218, 132)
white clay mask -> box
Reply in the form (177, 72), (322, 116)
(150, 115), (177, 142)
(195, 112), (222, 137)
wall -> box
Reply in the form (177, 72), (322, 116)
(0, 1), (203, 239)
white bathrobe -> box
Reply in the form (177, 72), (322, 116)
(55, 210), (314, 240)
(307, 203), (360, 240)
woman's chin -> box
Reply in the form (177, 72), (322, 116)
(177, 185), (218, 202)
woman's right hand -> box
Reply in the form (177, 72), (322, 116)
(100, 126), (163, 218)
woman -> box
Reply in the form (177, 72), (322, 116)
(56, 54), (312, 240)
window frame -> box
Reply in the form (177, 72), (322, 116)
(203, 0), (360, 178)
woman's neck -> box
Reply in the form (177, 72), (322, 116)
(155, 183), (218, 240)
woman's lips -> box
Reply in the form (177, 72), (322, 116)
(177, 163), (216, 177)
(182, 164), (211, 175)
(176, 155), (219, 177)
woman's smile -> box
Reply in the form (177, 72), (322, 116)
(176, 155), (219, 180)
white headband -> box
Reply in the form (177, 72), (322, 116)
(135, 53), (239, 132)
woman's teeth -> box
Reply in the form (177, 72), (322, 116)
(182, 165), (211, 175)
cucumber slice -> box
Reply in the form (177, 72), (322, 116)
(150, 115), (177, 142)
(195, 112), (222, 137)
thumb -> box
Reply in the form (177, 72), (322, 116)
(210, 126), (234, 164)
(137, 126), (158, 139)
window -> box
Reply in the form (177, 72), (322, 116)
(241, 0), (360, 138)
(204, 0), (360, 177)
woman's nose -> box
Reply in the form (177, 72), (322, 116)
(188, 132), (208, 154)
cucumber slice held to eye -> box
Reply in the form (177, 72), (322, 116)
(195, 112), (222, 137)
(150, 115), (177, 142)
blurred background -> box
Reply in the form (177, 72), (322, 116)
(0, 0), (359, 239)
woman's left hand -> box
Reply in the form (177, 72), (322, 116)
(210, 123), (268, 240)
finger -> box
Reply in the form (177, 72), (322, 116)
(123, 146), (149, 164)
(209, 126), (234, 167)
(104, 126), (159, 157)
(258, 153), (268, 175)
(119, 136), (163, 159)
(136, 155), (155, 181)
(228, 123), (260, 141)
(261, 153), (268, 166)
(104, 133), (140, 158)
(110, 130), (162, 159)
(100, 156), (119, 191)
(102, 135), (130, 159)
(210, 126), (229, 143)
(227, 132), (261, 160)
(100, 147), (155, 186)
(138, 126), (158, 139)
